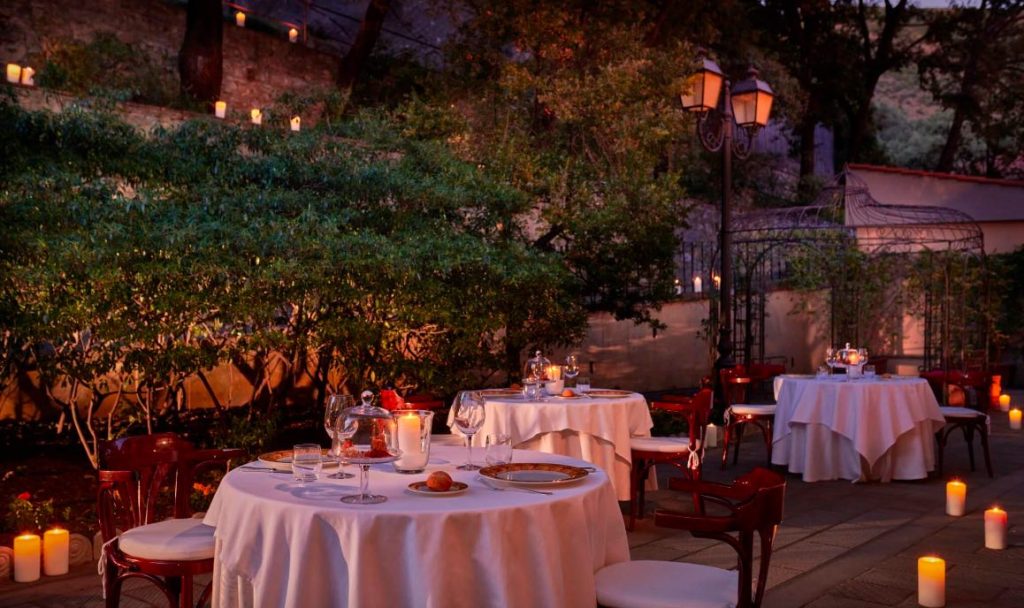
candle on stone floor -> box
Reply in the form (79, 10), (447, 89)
(235, 11), (246, 27)
(712, 274), (721, 289)
(214, 100), (227, 119)
(693, 276), (702, 294)
(251, 108), (262, 125)
(945, 480), (966, 516)
(1010, 408), (1022, 430)
(999, 394), (1011, 412)
(13, 533), (41, 583)
(6, 63), (21, 84)
(43, 528), (69, 576)
(984, 506), (1007, 550)
(290, 116), (301, 131)
(19, 67), (34, 86)
(289, 28), (299, 43)
(917, 556), (945, 607)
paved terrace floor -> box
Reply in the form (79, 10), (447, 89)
(2, 391), (1022, 608)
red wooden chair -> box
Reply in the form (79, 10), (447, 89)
(97, 433), (245, 608)
(720, 368), (776, 468)
(627, 389), (712, 530)
(380, 389), (445, 412)
(596, 467), (787, 608)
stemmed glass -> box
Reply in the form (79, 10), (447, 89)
(564, 354), (580, 386)
(452, 391), (486, 470)
(338, 392), (399, 505)
(825, 347), (837, 372)
(324, 393), (356, 479)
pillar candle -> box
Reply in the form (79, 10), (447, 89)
(999, 394), (1010, 412)
(290, 116), (301, 131)
(251, 108), (262, 125)
(214, 100), (227, 119)
(19, 67), (34, 86)
(6, 63), (21, 84)
(395, 413), (423, 466)
(984, 507), (1007, 550)
(674, 279), (682, 295)
(693, 276), (702, 293)
(712, 274), (721, 289)
(235, 11), (246, 27)
(1010, 408), (1022, 430)
(917, 556), (945, 608)
(945, 480), (966, 516)
(13, 533), (41, 583)
(43, 528), (69, 576)
(289, 28), (299, 43)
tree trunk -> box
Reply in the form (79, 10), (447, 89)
(937, 104), (968, 173)
(337, 0), (391, 93)
(179, 0), (223, 103)
(797, 110), (818, 200)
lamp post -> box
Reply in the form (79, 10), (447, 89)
(680, 55), (773, 415)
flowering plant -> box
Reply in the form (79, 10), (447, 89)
(4, 492), (71, 533)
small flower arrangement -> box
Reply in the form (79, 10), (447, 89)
(5, 492), (71, 534)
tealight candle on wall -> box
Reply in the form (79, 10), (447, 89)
(1010, 408), (1022, 430)
(235, 11), (246, 27)
(19, 66), (34, 86)
(998, 394), (1010, 412)
(289, 28), (299, 43)
(43, 528), (69, 576)
(214, 100), (227, 119)
(6, 63), (22, 84)
(917, 556), (945, 607)
(13, 533), (41, 582)
(251, 108), (262, 125)
(290, 116), (301, 131)
(984, 506), (1007, 550)
(945, 480), (966, 516)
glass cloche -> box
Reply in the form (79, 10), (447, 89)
(337, 390), (400, 504)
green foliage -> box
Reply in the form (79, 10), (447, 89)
(5, 493), (71, 534)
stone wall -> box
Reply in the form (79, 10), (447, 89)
(1, 0), (337, 114)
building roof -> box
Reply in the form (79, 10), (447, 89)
(847, 164), (1024, 190)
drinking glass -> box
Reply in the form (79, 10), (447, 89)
(864, 364), (877, 379)
(576, 375), (591, 393)
(324, 394), (356, 479)
(292, 443), (322, 483)
(452, 391), (486, 470)
(564, 354), (580, 386)
(485, 434), (513, 466)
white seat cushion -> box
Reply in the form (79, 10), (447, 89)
(630, 436), (692, 453)
(939, 406), (984, 419)
(595, 560), (738, 608)
(729, 404), (776, 416)
(119, 518), (215, 562)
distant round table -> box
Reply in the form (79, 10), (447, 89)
(205, 446), (628, 608)
(771, 376), (946, 482)
(446, 390), (654, 501)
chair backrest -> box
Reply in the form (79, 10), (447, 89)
(720, 368), (752, 407)
(657, 467), (786, 608)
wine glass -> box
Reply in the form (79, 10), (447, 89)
(324, 393), (356, 479)
(825, 347), (836, 371)
(452, 391), (486, 470)
(564, 354), (580, 386)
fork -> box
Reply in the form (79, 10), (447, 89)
(480, 478), (553, 495)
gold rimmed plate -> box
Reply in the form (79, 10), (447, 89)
(585, 389), (632, 399)
(480, 388), (525, 398)
(479, 462), (589, 487)
(407, 481), (469, 496)
(258, 449), (339, 471)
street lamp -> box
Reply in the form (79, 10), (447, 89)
(680, 56), (773, 414)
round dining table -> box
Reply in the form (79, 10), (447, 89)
(445, 390), (654, 501)
(771, 375), (946, 482)
(203, 445), (628, 608)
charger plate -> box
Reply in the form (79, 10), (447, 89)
(585, 389), (632, 399)
(479, 462), (589, 487)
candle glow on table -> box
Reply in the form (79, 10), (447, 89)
(289, 28), (299, 43)
(251, 108), (262, 125)
(693, 276), (702, 293)
(13, 533), (41, 583)
(43, 528), (69, 576)
(20, 66), (34, 86)
(1010, 408), (1022, 430)
(945, 480), (966, 516)
(917, 556), (945, 607)
(290, 116), (301, 131)
(7, 63), (22, 84)
(235, 11), (246, 27)
(984, 507), (1007, 550)
(214, 100), (227, 119)
(999, 394), (1011, 412)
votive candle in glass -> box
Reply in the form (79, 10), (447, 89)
(998, 394), (1010, 412)
(235, 11), (246, 27)
(19, 66), (34, 86)
(1010, 408), (1022, 430)
(290, 116), (301, 131)
(693, 276), (702, 293)
(984, 507), (1007, 550)
(43, 528), (69, 575)
(13, 533), (41, 582)
(214, 100), (227, 119)
(945, 480), (966, 516)
(251, 108), (262, 125)
(289, 28), (299, 43)
(917, 556), (945, 607)
(6, 63), (22, 84)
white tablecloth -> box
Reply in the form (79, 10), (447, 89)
(771, 376), (946, 482)
(445, 391), (654, 501)
(204, 446), (628, 608)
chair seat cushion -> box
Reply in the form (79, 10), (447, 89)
(939, 406), (984, 419)
(630, 436), (692, 453)
(729, 404), (776, 416)
(119, 518), (215, 562)
(595, 560), (738, 608)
